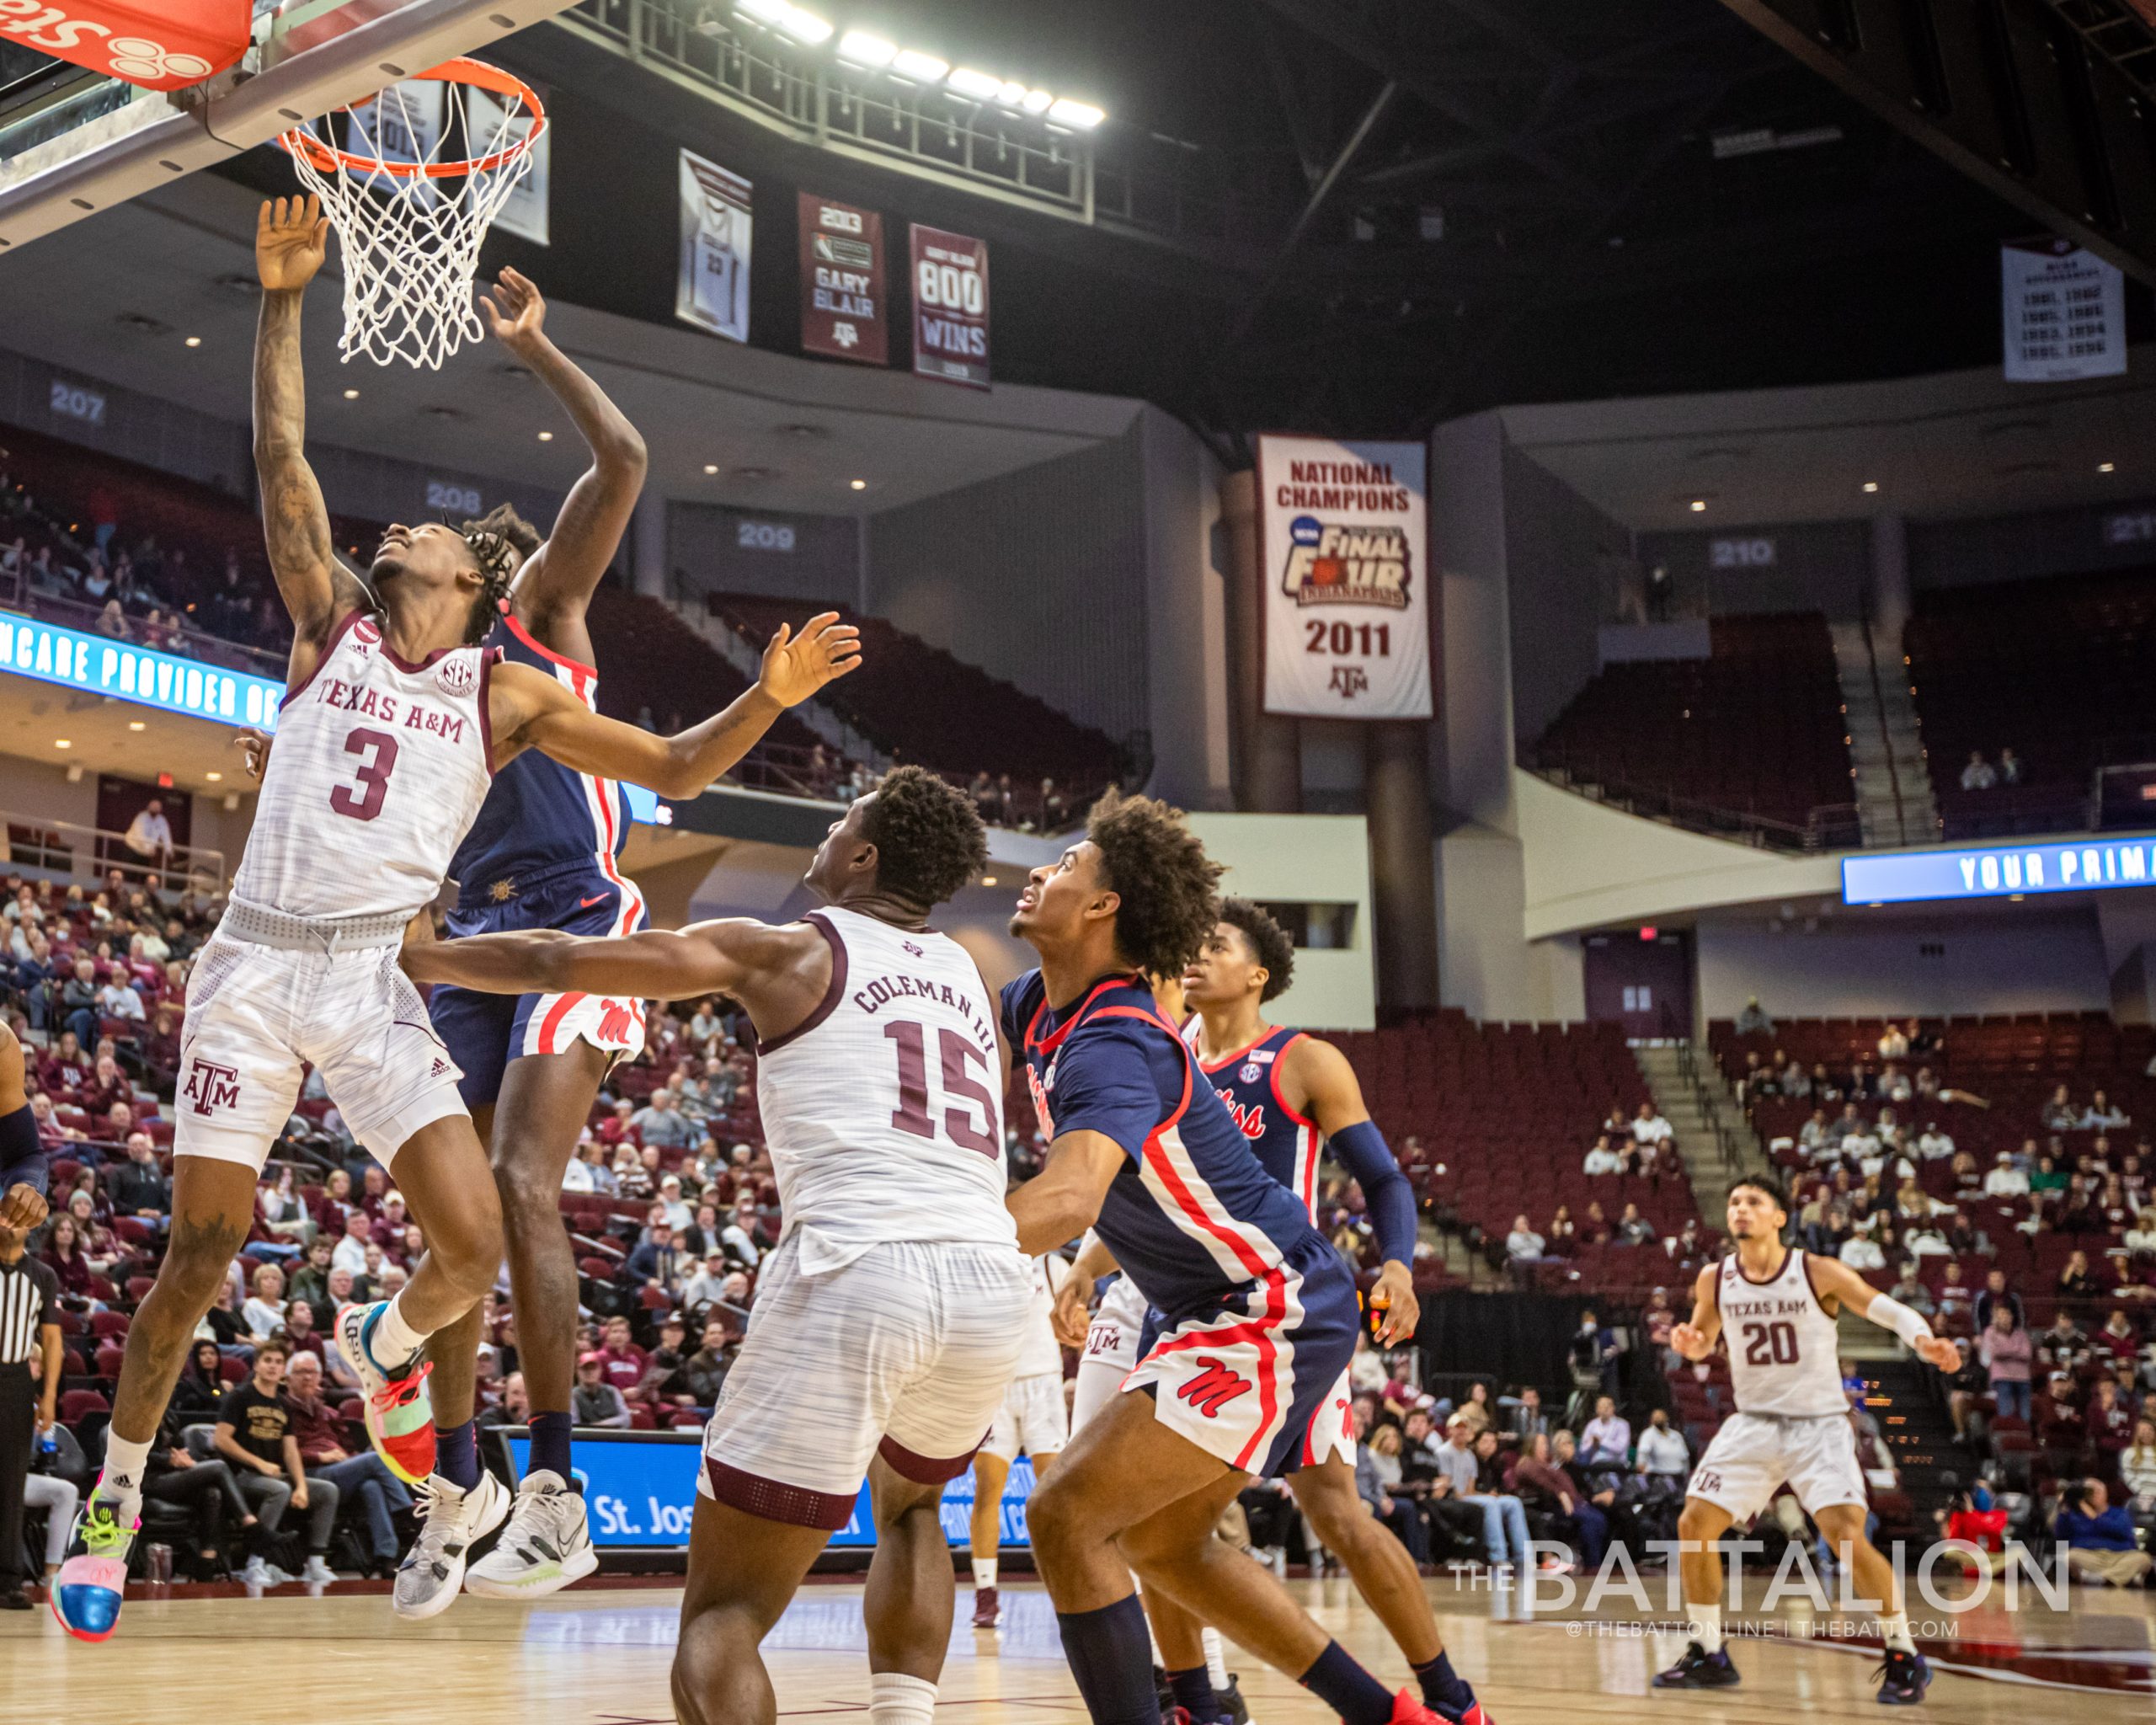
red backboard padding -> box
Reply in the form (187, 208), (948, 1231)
(8, 2), (251, 93)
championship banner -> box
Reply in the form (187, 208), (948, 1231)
(349, 81), (446, 211)
(469, 82), (550, 244)
(799, 193), (888, 364)
(910, 224), (990, 389)
(1258, 435), (1432, 720)
(678, 150), (753, 344)
(2003, 238), (2125, 382)
(0, 0), (248, 91)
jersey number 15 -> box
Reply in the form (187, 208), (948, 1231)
(885, 1020), (999, 1157)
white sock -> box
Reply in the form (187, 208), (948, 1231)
(1202, 1626), (1230, 1690)
(100, 1433), (152, 1502)
(1688, 1602), (1722, 1655)
(1877, 1612), (1914, 1655)
(870, 1673), (937, 1725)
(367, 1291), (426, 1370)
(971, 1558), (997, 1590)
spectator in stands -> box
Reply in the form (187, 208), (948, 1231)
(329, 1207), (372, 1277)
(1960, 750), (1997, 791)
(212, 1340), (339, 1585)
(56, 958), (100, 1049)
(1980, 1306), (2034, 1423)
(2084, 1089), (2132, 1130)
(1614, 1203), (1654, 1247)
(2059, 1249), (2102, 1300)
(122, 798), (174, 873)
(109, 1131), (168, 1226)
(1433, 1417), (1526, 1569)
(1630, 1102), (1673, 1149)
(2122, 1419), (2156, 1537)
(681, 1317), (733, 1412)
(239, 1263), (286, 1341)
(1999, 747), (2022, 786)
(1734, 996), (1774, 1035)
(2055, 1479), (2154, 1587)
(1799, 1109), (1833, 1156)
(1505, 1386), (1550, 1444)
(1504, 1214), (1545, 1268)
(573, 1352), (631, 1429)
(1984, 1151), (2029, 1198)
(2042, 1086), (2079, 1133)
(1582, 1135), (1624, 1176)
(1636, 1407), (1689, 1482)
(1837, 1223), (1886, 1273)
(284, 1349), (409, 1579)
(1876, 1020), (1909, 1063)
(1354, 1416), (1428, 1565)
(1578, 1397), (1630, 1469)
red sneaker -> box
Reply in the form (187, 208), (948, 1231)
(970, 1584), (1001, 1628)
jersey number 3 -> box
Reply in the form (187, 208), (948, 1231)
(329, 727), (399, 822)
(885, 1020), (999, 1156)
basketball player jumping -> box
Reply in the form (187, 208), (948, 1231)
(51, 196), (858, 1643)
(1655, 1172), (1961, 1706)
(1003, 793), (1465, 1725)
(398, 766), (1033, 1725)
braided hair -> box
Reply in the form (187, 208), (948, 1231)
(457, 504), (542, 644)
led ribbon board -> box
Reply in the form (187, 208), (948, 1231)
(0, 614), (286, 731)
(1841, 832), (2156, 905)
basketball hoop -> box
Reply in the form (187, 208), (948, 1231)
(279, 59), (546, 371)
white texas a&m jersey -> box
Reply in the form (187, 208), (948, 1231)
(1717, 1247), (1846, 1418)
(235, 612), (494, 921)
(754, 905), (1019, 1274)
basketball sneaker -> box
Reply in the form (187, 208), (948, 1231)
(970, 1583), (1001, 1627)
(1873, 1648), (1931, 1706)
(1219, 1674), (1254, 1725)
(1385, 1690), (1471, 1725)
(463, 1469), (598, 1598)
(51, 1490), (137, 1642)
(395, 1468), (510, 1620)
(1653, 1642), (1740, 1688)
(335, 1300), (436, 1484)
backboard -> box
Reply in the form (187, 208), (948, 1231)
(0, 0), (576, 254)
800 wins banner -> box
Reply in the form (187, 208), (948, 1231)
(1259, 435), (1432, 719)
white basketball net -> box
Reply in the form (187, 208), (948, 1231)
(281, 70), (540, 371)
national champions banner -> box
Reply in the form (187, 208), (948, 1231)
(799, 192), (888, 364)
(678, 149), (753, 344)
(2002, 238), (2126, 382)
(1259, 435), (1432, 719)
(910, 224), (990, 389)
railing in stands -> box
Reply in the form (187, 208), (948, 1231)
(1528, 752), (1864, 853)
(1, 807), (226, 891)
(0, 563), (288, 679)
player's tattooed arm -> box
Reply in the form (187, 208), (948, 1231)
(1006, 1130), (1124, 1258)
(253, 195), (370, 670)
(481, 269), (645, 656)
(487, 613), (861, 796)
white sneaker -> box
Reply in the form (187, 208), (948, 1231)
(240, 1556), (278, 1589)
(463, 1470), (598, 1599)
(301, 1555), (337, 1584)
(394, 1470), (510, 1621)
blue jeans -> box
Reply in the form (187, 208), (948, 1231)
(310, 1455), (413, 1561)
(1461, 1493), (1530, 1565)
(1993, 1379), (2031, 1422)
(1569, 1503), (1609, 1569)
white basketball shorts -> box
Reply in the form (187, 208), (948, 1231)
(1071, 1274), (1148, 1434)
(985, 1371), (1069, 1462)
(1686, 1411), (1866, 1525)
(697, 1235), (1032, 1529)
(173, 932), (467, 1174)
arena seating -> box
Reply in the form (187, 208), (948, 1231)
(1907, 566), (2156, 839)
(709, 592), (1122, 798)
(1531, 612), (1855, 838)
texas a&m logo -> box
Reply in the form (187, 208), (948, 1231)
(1177, 1356), (1255, 1418)
(183, 1060), (240, 1117)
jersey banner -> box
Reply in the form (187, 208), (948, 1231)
(910, 224), (990, 389)
(799, 193), (888, 364)
(0, 0), (249, 91)
(1258, 435), (1433, 719)
(468, 80), (550, 245)
(2002, 238), (2125, 382)
(678, 150), (753, 344)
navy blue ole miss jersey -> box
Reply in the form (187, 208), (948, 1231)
(1185, 1023), (1322, 1218)
(447, 612), (641, 906)
(1001, 970), (1331, 1320)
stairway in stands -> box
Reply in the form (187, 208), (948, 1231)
(1860, 1354), (1962, 1529)
(1828, 620), (1937, 846)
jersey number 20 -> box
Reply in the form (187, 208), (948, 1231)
(329, 727), (399, 822)
(1742, 1320), (1799, 1366)
(885, 1020), (999, 1156)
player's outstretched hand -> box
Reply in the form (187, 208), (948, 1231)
(1, 1182), (48, 1235)
(1369, 1259), (1420, 1346)
(1051, 1272), (1091, 1351)
(480, 266), (547, 355)
(1914, 1335), (1962, 1375)
(1669, 1321), (1711, 1362)
(234, 728), (271, 782)
(258, 195), (329, 291)
(757, 611), (862, 707)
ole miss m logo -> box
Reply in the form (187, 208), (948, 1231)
(1177, 1356), (1255, 1418)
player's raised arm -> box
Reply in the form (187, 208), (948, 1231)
(252, 196), (371, 677)
(1669, 1262), (1722, 1361)
(488, 611), (859, 798)
(1807, 1252), (1963, 1373)
(1287, 1036), (1420, 1343)
(481, 268), (645, 655)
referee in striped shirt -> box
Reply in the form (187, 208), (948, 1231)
(0, 1184), (61, 1609)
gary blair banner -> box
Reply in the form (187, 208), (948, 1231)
(799, 192), (888, 364)
(910, 224), (990, 389)
(1258, 436), (1432, 720)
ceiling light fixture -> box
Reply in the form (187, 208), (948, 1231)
(1022, 88), (1053, 114)
(1047, 98), (1105, 129)
(947, 67), (1004, 100)
(343, 387), (360, 399)
(205, 771), (222, 782)
(537, 430), (553, 441)
(837, 30), (896, 66)
(1689, 499), (1706, 513)
(127, 720), (145, 732)
(775, 6), (830, 45)
(54, 739), (70, 749)
(184, 335), (201, 348)
(1862, 481), (1879, 493)
(2100, 462), (2116, 473)
(734, 0), (788, 23)
(892, 48), (950, 83)
(704, 463), (719, 475)
(850, 478), (867, 490)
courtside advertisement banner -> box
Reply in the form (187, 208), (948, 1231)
(910, 224), (990, 389)
(1258, 435), (1433, 718)
(799, 193), (888, 365)
(678, 150), (753, 344)
(2002, 238), (2125, 382)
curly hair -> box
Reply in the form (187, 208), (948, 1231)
(860, 765), (990, 909)
(1086, 789), (1224, 980)
(457, 503), (542, 644)
(1218, 896), (1294, 1002)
